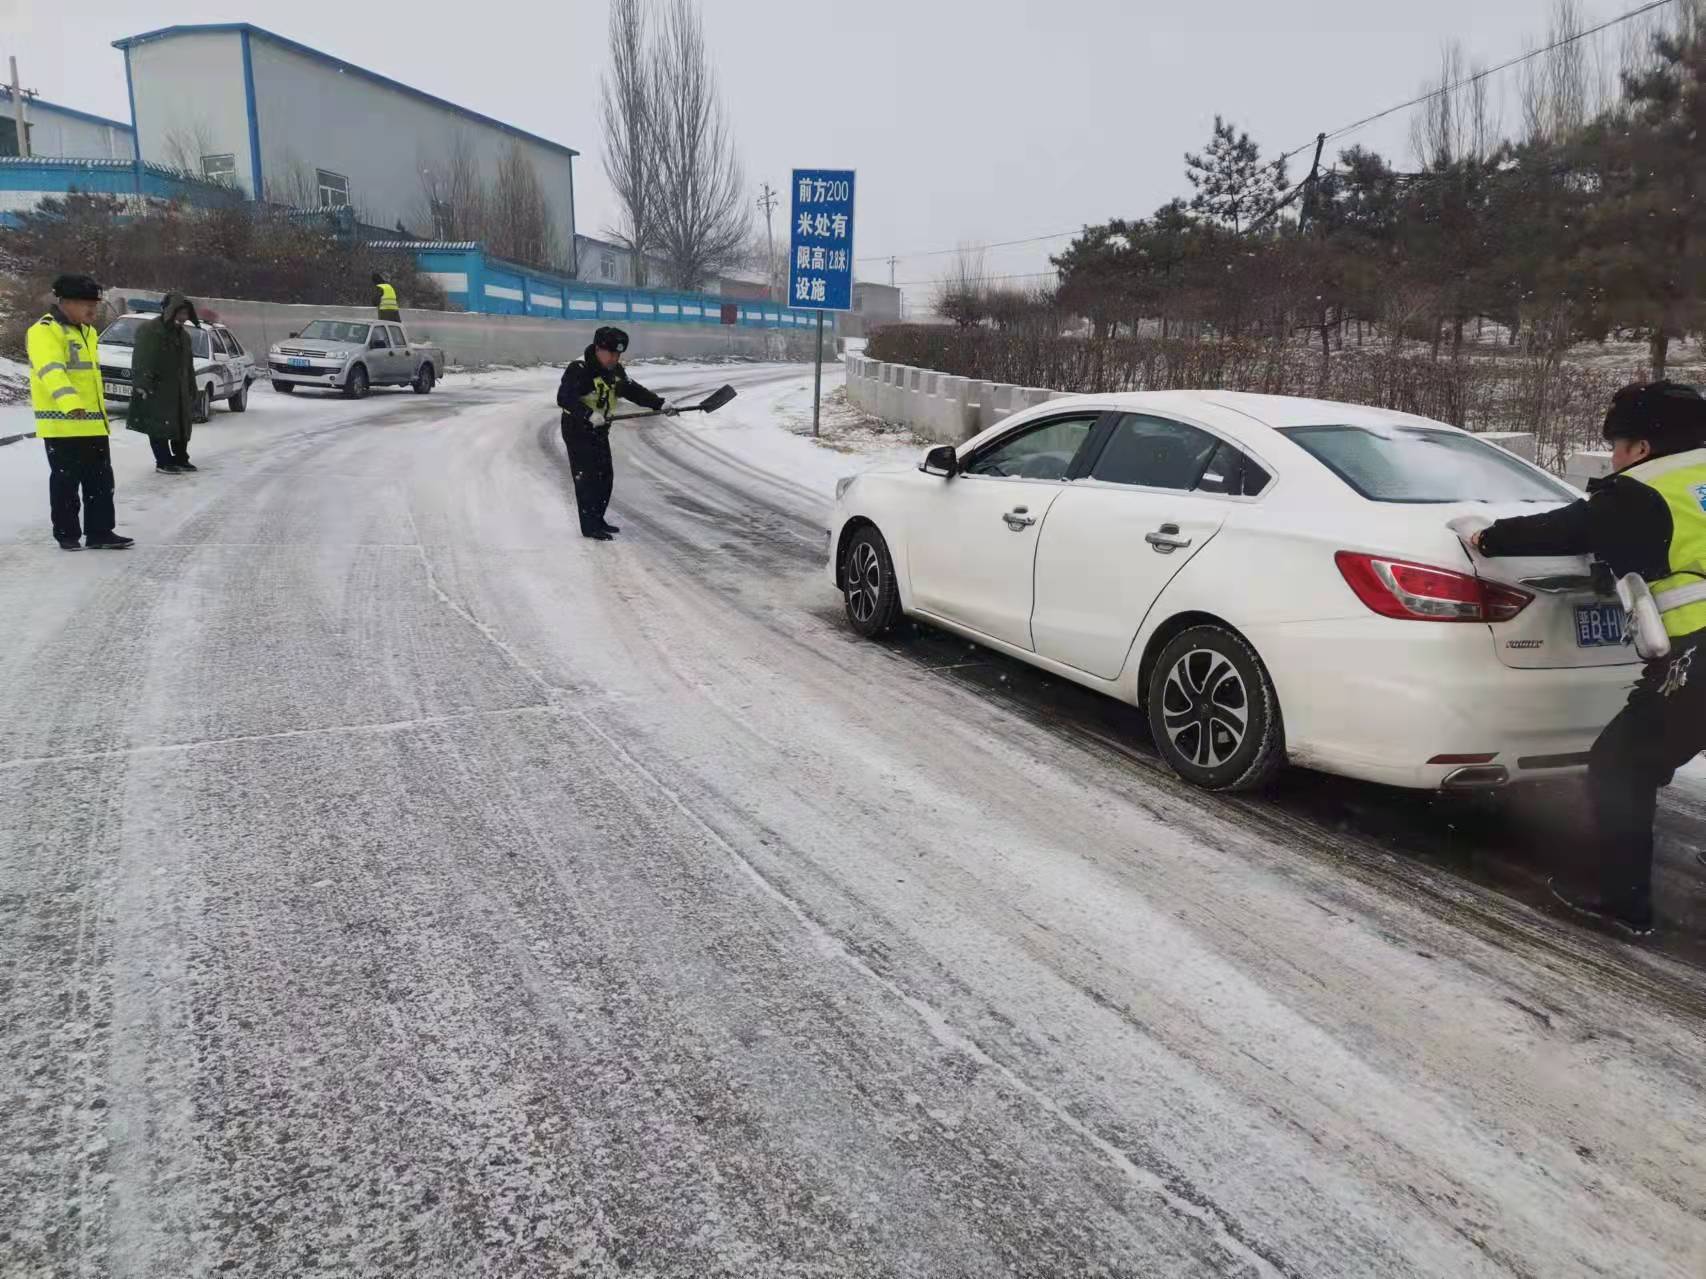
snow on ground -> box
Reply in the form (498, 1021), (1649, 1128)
(0, 354), (27, 406)
(660, 363), (922, 499)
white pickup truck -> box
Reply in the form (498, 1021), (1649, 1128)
(266, 319), (445, 399)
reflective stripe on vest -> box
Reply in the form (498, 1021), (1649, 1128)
(28, 313), (108, 438)
(1625, 447), (1706, 637)
(581, 376), (618, 420)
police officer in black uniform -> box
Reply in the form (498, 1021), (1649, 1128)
(556, 326), (675, 539)
(1473, 381), (1706, 936)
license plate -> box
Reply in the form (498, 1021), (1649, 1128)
(289, 357), (311, 368)
(103, 380), (128, 396)
(1575, 602), (1626, 647)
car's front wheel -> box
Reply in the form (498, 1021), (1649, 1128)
(842, 526), (902, 637)
(1146, 624), (1284, 792)
(272, 380), (295, 394)
(344, 364), (370, 399)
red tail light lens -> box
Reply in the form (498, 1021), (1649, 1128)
(1335, 551), (1533, 623)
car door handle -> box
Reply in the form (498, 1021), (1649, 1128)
(1002, 506), (1036, 531)
(1145, 523), (1192, 552)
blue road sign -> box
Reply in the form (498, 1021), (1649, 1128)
(788, 168), (856, 312)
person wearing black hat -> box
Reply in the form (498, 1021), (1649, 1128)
(555, 326), (676, 540)
(1472, 380), (1706, 935)
(27, 274), (133, 550)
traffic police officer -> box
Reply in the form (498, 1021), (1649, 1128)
(555, 326), (675, 540)
(28, 274), (133, 551)
(1474, 381), (1706, 935)
(373, 273), (400, 322)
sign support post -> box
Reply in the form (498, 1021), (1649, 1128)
(813, 312), (825, 436)
(787, 168), (856, 441)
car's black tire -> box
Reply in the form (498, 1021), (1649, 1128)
(192, 385), (212, 423)
(229, 380), (249, 412)
(272, 380), (295, 394)
(842, 526), (902, 638)
(1146, 624), (1284, 792)
(412, 364), (435, 394)
(344, 364), (370, 399)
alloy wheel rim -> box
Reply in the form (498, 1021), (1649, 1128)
(1161, 648), (1249, 769)
(848, 542), (881, 623)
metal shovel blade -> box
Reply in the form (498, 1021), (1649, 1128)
(696, 384), (737, 414)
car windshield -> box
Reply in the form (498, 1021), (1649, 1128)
(99, 316), (145, 348)
(1280, 423), (1574, 504)
(297, 320), (371, 344)
(99, 315), (211, 358)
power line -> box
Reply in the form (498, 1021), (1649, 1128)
(867, 0), (1678, 271)
(890, 268), (1060, 288)
(1274, 0), (1677, 162)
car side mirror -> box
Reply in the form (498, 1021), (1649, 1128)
(920, 445), (959, 478)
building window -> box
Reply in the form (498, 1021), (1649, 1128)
(317, 169), (350, 209)
(201, 153), (237, 185)
(600, 252), (617, 281)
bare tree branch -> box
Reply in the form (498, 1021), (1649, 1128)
(600, 0), (658, 285)
(646, 0), (752, 290)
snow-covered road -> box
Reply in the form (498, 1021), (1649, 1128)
(3, 366), (1705, 1277)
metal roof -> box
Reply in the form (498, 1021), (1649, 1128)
(111, 24), (580, 160)
(0, 86), (133, 134)
(364, 240), (480, 251)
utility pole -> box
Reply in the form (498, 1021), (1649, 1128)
(887, 255), (897, 287)
(758, 182), (779, 300)
(8, 57), (30, 158)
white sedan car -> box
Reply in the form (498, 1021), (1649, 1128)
(827, 391), (1637, 792)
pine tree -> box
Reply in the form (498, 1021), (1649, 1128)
(1574, 20), (1706, 376)
(1184, 116), (1288, 234)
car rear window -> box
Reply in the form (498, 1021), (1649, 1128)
(1280, 424), (1572, 503)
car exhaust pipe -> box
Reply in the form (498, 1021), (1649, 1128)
(1440, 764), (1510, 790)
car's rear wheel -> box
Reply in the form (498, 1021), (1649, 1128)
(229, 380), (249, 412)
(1146, 624), (1284, 792)
(412, 364), (435, 394)
(843, 526), (902, 637)
(272, 380), (295, 394)
(344, 364), (370, 399)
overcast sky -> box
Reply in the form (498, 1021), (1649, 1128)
(0, 0), (1648, 308)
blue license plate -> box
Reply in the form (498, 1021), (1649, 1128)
(1575, 602), (1626, 647)
(289, 357), (310, 368)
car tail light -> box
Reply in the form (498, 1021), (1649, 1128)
(1335, 551), (1532, 623)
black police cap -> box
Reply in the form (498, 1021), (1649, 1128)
(1602, 380), (1706, 447)
(593, 325), (629, 354)
(51, 274), (103, 301)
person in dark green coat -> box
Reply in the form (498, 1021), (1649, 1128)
(126, 292), (200, 474)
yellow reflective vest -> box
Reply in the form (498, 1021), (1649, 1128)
(1623, 448), (1706, 638)
(376, 282), (399, 312)
(28, 310), (108, 438)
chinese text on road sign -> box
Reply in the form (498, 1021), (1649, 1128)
(788, 169), (855, 312)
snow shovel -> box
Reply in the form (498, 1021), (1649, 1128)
(609, 383), (737, 421)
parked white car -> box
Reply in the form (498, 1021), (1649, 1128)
(828, 390), (1638, 793)
(98, 314), (257, 419)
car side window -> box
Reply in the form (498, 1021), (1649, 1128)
(963, 415), (1099, 480)
(1196, 439), (1273, 497)
(1089, 414), (1221, 490)
(221, 329), (244, 356)
(387, 325), (406, 346)
(370, 328), (391, 349)
(207, 328), (229, 356)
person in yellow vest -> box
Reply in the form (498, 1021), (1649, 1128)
(1473, 381), (1706, 935)
(27, 274), (134, 551)
(373, 272), (401, 322)
(554, 327), (676, 540)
